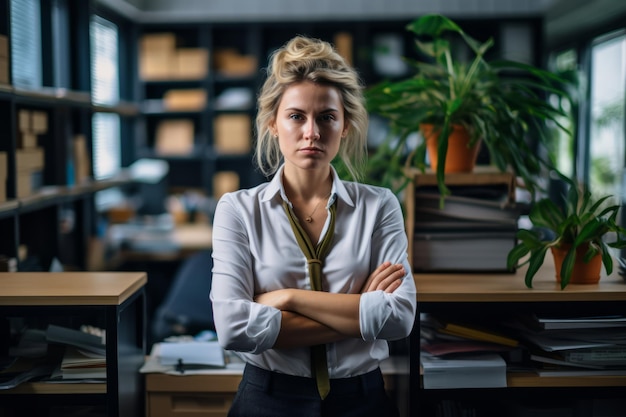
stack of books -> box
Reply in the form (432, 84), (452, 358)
(509, 313), (626, 376)
(46, 324), (107, 381)
(419, 313), (517, 389)
(412, 190), (520, 272)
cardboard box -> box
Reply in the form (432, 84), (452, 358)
(155, 119), (195, 155)
(139, 33), (177, 80)
(140, 51), (175, 80)
(18, 109), (31, 133)
(213, 171), (240, 199)
(213, 49), (257, 77)
(0, 56), (8, 85)
(175, 48), (209, 79)
(16, 170), (42, 198)
(16, 148), (45, 172)
(334, 32), (353, 66)
(17, 133), (38, 148)
(0, 34), (8, 57)
(0, 151), (6, 178)
(73, 134), (91, 184)
(141, 33), (177, 52)
(214, 114), (251, 154)
(31, 111), (48, 134)
(163, 89), (207, 111)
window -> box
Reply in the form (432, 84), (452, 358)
(90, 15), (121, 180)
(548, 49), (578, 180)
(588, 31), (626, 201)
(10, 0), (42, 89)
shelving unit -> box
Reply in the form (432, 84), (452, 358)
(135, 23), (264, 198)
(0, 0), (137, 272)
(0, 271), (147, 416)
(411, 260), (626, 416)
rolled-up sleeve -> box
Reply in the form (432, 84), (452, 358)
(210, 194), (281, 354)
(359, 189), (417, 341)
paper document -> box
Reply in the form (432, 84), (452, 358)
(158, 341), (225, 368)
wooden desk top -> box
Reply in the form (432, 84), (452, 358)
(414, 257), (626, 303)
(0, 272), (147, 306)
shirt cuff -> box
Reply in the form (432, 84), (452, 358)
(359, 291), (391, 341)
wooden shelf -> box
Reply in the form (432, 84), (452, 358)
(414, 257), (626, 303)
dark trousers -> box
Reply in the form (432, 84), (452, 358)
(228, 363), (400, 417)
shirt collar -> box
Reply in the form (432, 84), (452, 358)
(259, 164), (355, 208)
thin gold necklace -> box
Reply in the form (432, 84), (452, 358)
(304, 194), (331, 223)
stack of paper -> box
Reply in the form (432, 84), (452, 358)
(412, 192), (520, 272)
(509, 314), (626, 376)
(59, 346), (106, 380)
(421, 352), (507, 389)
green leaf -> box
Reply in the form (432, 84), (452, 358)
(559, 247), (577, 289)
(525, 247), (548, 288)
(507, 243), (530, 269)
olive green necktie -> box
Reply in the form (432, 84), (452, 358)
(282, 199), (336, 400)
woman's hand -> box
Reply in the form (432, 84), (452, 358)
(361, 261), (405, 293)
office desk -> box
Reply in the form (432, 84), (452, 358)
(108, 223), (213, 266)
(0, 272), (147, 417)
(144, 355), (409, 417)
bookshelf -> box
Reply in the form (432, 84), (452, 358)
(0, 271), (147, 416)
(0, 0), (137, 272)
(411, 259), (626, 416)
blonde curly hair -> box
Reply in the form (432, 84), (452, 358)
(254, 35), (368, 181)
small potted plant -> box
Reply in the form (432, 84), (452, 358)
(507, 174), (626, 289)
(365, 14), (573, 200)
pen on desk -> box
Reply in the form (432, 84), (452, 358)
(176, 358), (185, 374)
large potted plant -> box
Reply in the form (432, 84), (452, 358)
(507, 174), (626, 289)
(365, 14), (573, 200)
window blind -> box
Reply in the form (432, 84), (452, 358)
(10, 0), (42, 89)
(90, 15), (121, 180)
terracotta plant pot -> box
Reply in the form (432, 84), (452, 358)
(551, 245), (602, 285)
(421, 123), (481, 173)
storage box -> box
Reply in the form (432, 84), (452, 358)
(17, 133), (38, 148)
(334, 32), (353, 66)
(175, 48), (209, 79)
(0, 151), (6, 178)
(141, 33), (177, 52)
(213, 49), (257, 77)
(73, 134), (91, 184)
(18, 109), (31, 133)
(140, 51), (175, 80)
(163, 89), (207, 111)
(31, 111), (48, 134)
(213, 114), (251, 154)
(0, 34), (8, 57)
(16, 170), (42, 198)
(16, 148), (45, 172)
(213, 171), (240, 199)
(0, 56), (8, 84)
(139, 33), (177, 80)
(155, 119), (195, 155)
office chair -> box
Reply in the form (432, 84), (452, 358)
(151, 249), (215, 342)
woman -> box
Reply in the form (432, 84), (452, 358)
(210, 35), (417, 417)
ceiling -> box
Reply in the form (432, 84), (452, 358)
(98, 0), (626, 48)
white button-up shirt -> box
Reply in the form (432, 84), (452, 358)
(210, 165), (417, 378)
